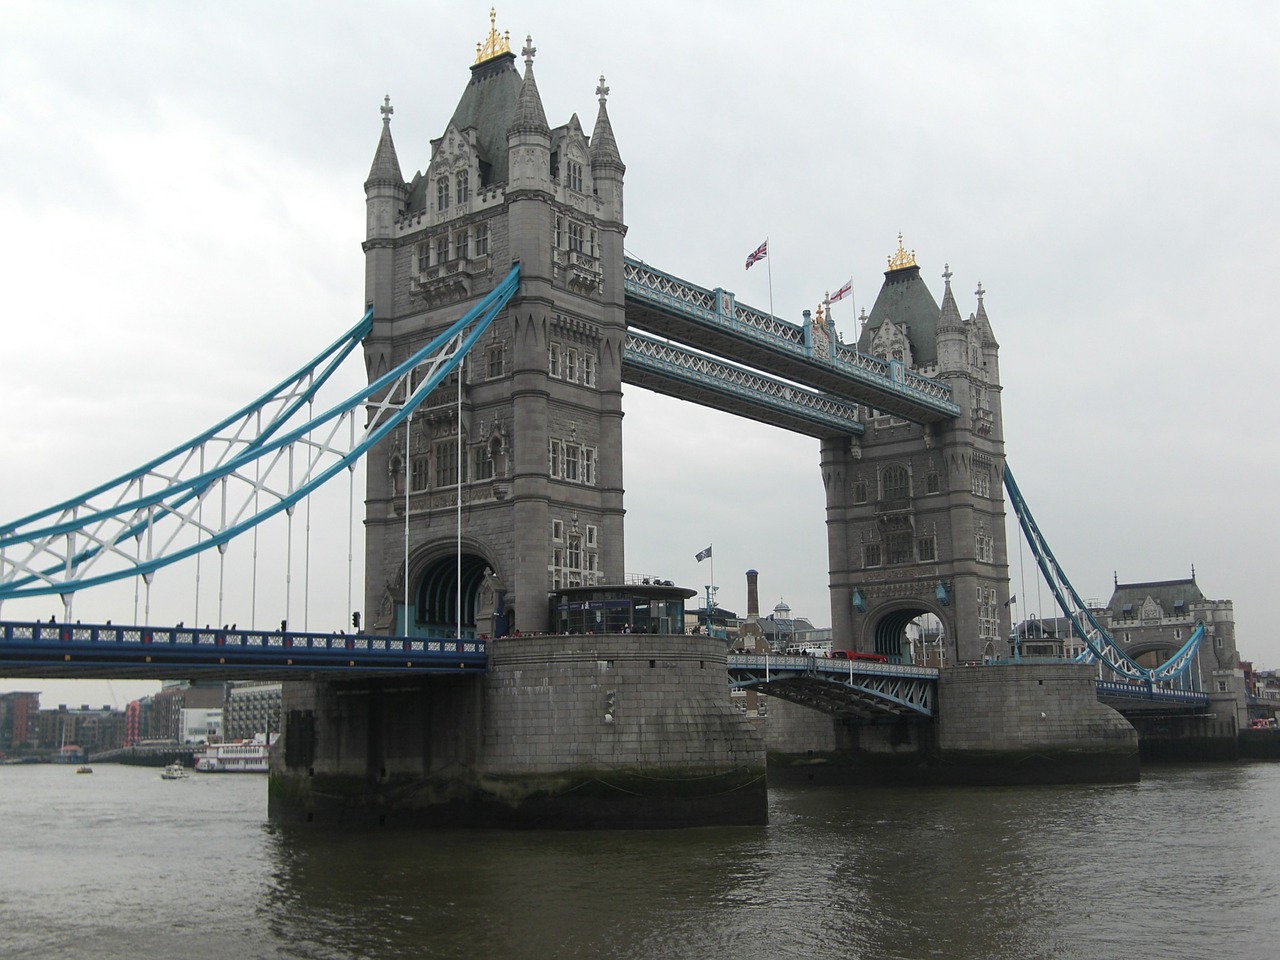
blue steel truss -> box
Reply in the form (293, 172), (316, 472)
(728, 654), (936, 721)
(623, 257), (961, 422)
(0, 265), (521, 602)
(0, 620), (486, 680)
(622, 332), (863, 437)
(1003, 464), (1203, 685)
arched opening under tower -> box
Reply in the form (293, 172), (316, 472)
(866, 607), (948, 665)
(412, 553), (491, 639)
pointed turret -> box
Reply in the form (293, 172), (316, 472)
(935, 263), (967, 374)
(366, 95), (405, 190)
(508, 35), (550, 138)
(506, 35), (552, 193)
(363, 95), (408, 318)
(975, 281), (1001, 386)
(589, 75), (625, 223)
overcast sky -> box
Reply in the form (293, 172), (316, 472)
(2, 2), (1277, 709)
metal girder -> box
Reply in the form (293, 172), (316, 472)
(1004, 464), (1204, 685)
(623, 257), (960, 423)
(728, 654), (936, 722)
(0, 265), (521, 601)
(622, 332), (863, 438)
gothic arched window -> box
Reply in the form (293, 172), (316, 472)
(437, 176), (450, 212)
(456, 170), (470, 205)
(881, 464), (910, 501)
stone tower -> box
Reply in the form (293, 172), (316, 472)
(821, 238), (1009, 664)
(361, 20), (627, 638)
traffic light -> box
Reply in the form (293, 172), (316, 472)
(351, 611), (361, 631)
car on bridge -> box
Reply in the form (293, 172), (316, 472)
(828, 650), (889, 663)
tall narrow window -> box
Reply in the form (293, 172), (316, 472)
(582, 353), (596, 387)
(568, 221), (584, 253)
(454, 229), (469, 260)
(416, 242), (430, 273)
(554, 215), (562, 248)
(435, 441), (459, 486)
(567, 160), (583, 192)
(474, 223), (489, 256)
(564, 444), (580, 482)
(435, 234), (448, 264)
(455, 170), (470, 205)
(437, 176), (450, 212)
(583, 448), (596, 485)
(548, 342), (561, 378)
(566, 348), (579, 382)
(487, 345), (504, 379)
(410, 456), (429, 492)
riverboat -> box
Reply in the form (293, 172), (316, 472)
(161, 762), (188, 780)
(75, 765), (93, 774)
(194, 735), (275, 773)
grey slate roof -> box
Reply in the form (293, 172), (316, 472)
(1106, 578), (1204, 618)
(446, 51), (525, 187)
(858, 264), (942, 366)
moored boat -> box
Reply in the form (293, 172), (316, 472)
(194, 733), (276, 773)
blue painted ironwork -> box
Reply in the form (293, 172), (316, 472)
(0, 265), (521, 602)
(1095, 680), (1208, 708)
(622, 332), (863, 437)
(623, 257), (960, 421)
(727, 653), (936, 721)
(0, 619), (486, 679)
(1004, 464), (1204, 685)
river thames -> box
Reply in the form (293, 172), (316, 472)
(0, 761), (1275, 959)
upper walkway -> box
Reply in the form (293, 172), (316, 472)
(622, 257), (962, 425)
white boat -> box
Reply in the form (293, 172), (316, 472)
(194, 734), (276, 773)
(161, 762), (188, 780)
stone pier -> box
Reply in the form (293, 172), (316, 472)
(269, 634), (767, 828)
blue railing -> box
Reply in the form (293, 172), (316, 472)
(0, 620), (488, 674)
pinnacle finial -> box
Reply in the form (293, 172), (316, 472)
(975, 281), (985, 302)
(522, 34), (536, 67)
(475, 7), (513, 64)
(942, 263), (953, 285)
(380, 94), (393, 125)
(597, 75), (610, 104)
(886, 232), (917, 271)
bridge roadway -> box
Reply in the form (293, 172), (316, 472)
(0, 621), (1209, 718)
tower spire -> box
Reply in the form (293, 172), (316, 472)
(589, 74), (625, 172)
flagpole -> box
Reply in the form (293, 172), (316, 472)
(765, 237), (774, 319)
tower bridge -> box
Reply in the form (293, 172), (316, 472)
(0, 14), (1249, 825)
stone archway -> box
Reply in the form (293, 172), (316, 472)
(412, 552), (492, 638)
(863, 602), (950, 664)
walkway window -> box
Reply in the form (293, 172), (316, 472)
(882, 465), (910, 500)
(437, 176), (450, 212)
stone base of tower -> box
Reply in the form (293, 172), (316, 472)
(762, 662), (1139, 786)
(268, 634), (767, 828)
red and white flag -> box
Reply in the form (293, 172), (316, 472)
(830, 279), (853, 303)
(744, 240), (768, 270)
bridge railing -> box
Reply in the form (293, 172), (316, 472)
(728, 653), (939, 679)
(0, 621), (487, 662)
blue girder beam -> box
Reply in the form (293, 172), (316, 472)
(622, 332), (863, 438)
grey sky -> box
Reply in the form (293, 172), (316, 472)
(2, 2), (1277, 709)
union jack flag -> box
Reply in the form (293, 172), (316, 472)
(830, 279), (853, 303)
(744, 240), (768, 270)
